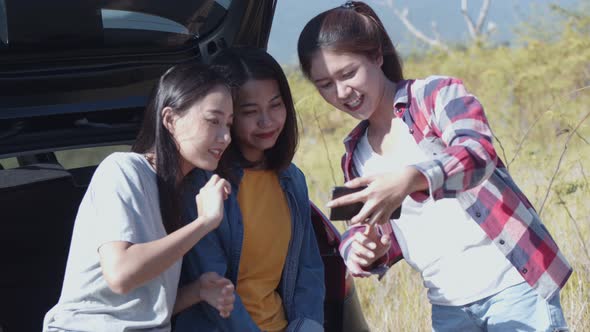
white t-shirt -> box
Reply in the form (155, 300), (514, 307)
(353, 119), (523, 305)
(43, 152), (181, 331)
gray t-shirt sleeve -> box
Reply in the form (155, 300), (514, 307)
(86, 153), (149, 250)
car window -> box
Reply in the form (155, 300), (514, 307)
(0, 157), (18, 169)
(99, 0), (232, 48)
(0, 146), (131, 169)
(0, 0), (233, 51)
(55, 145), (131, 169)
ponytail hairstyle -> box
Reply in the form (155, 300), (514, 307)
(132, 62), (231, 234)
(297, 1), (403, 83)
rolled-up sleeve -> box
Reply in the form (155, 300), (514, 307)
(410, 77), (498, 201)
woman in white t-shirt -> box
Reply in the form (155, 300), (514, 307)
(43, 63), (236, 332)
(297, 1), (571, 331)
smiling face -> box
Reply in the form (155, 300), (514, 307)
(164, 84), (233, 175)
(233, 79), (287, 163)
(309, 49), (387, 121)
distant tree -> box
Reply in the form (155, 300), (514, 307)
(375, 0), (497, 52)
(550, 1), (590, 33)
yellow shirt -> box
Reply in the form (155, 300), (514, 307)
(237, 169), (292, 332)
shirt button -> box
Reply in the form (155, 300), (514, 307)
(409, 128), (414, 134)
(522, 268), (528, 274)
(395, 108), (402, 113)
(475, 212), (482, 218)
(499, 239), (505, 245)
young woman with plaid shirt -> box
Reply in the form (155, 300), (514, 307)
(297, 1), (571, 331)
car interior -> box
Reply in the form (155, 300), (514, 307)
(0, 159), (92, 331)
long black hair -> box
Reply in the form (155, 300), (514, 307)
(132, 62), (231, 234)
(297, 1), (403, 83)
(212, 47), (299, 174)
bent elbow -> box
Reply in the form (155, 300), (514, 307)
(107, 282), (131, 295)
(103, 271), (134, 295)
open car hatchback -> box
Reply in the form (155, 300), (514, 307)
(0, 1), (368, 331)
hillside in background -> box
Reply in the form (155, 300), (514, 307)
(268, 0), (580, 64)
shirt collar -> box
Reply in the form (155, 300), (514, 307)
(393, 80), (409, 107)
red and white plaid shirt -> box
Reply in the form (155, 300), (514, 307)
(339, 76), (572, 300)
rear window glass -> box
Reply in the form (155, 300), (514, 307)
(0, 145), (131, 170)
(1, 0), (232, 51)
(56, 145), (131, 169)
(0, 157), (18, 169)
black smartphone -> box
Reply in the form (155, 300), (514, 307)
(329, 186), (402, 221)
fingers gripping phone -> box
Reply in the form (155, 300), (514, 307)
(329, 186), (402, 221)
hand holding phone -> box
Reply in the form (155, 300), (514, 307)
(329, 186), (401, 222)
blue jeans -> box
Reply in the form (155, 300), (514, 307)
(431, 282), (568, 332)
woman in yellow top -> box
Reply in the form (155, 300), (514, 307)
(174, 48), (325, 332)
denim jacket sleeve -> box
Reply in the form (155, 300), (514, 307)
(286, 168), (325, 331)
(174, 170), (260, 332)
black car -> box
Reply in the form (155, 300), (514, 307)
(0, 1), (368, 331)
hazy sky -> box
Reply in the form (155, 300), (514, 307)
(267, 0), (580, 65)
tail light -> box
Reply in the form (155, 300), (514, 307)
(344, 269), (354, 297)
(310, 201), (353, 299)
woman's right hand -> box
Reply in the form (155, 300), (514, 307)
(195, 174), (231, 232)
(327, 166), (427, 225)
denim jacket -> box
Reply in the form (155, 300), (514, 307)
(174, 164), (325, 332)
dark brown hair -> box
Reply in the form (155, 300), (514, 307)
(132, 62), (231, 234)
(212, 47), (298, 174)
(297, 1), (403, 83)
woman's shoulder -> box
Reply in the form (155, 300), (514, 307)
(283, 163), (306, 181)
(92, 152), (154, 189)
(99, 152), (151, 172)
(281, 163), (310, 198)
(410, 76), (468, 97)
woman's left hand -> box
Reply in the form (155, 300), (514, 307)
(327, 167), (428, 225)
(198, 272), (235, 318)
